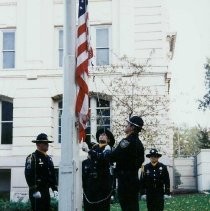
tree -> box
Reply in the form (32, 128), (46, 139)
(173, 125), (210, 157)
(90, 54), (173, 154)
(173, 125), (200, 157)
(198, 58), (210, 110)
(197, 127), (210, 149)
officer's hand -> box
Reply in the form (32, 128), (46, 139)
(164, 194), (171, 199)
(103, 145), (111, 151)
(141, 194), (147, 200)
(33, 191), (41, 198)
(53, 191), (59, 200)
(82, 142), (89, 153)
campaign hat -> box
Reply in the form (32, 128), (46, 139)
(146, 148), (162, 158)
(127, 115), (144, 128)
(32, 133), (53, 143)
(96, 128), (115, 147)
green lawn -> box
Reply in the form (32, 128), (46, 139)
(1, 193), (209, 211)
(111, 194), (210, 211)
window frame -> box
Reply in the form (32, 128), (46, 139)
(0, 99), (13, 145)
(91, 25), (112, 67)
(55, 96), (111, 143)
(58, 100), (62, 143)
(0, 169), (11, 200)
(0, 29), (16, 69)
(85, 96), (111, 142)
(55, 27), (63, 69)
(53, 96), (62, 145)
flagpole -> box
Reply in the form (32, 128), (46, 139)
(59, 0), (80, 210)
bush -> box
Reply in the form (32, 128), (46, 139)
(0, 199), (31, 211)
(0, 199), (58, 211)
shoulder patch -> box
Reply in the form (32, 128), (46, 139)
(120, 139), (130, 148)
(25, 154), (33, 169)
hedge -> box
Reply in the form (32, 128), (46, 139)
(0, 199), (58, 211)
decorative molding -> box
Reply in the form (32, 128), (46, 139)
(0, 1), (17, 6)
(54, 0), (63, 4)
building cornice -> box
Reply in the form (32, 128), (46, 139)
(0, 1), (17, 6)
(0, 69), (62, 79)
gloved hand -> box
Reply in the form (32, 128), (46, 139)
(141, 194), (147, 200)
(164, 194), (171, 199)
(53, 191), (59, 200)
(33, 191), (41, 198)
(82, 142), (89, 153)
(103, 145), (111, 151)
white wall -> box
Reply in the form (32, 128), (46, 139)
(197, 149), (210, 191)
(0, 0), (174, 201)
(174, 157), (197, 190)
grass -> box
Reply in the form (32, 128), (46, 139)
(111, 193), (210, 211)
(1, 193), (209, 210)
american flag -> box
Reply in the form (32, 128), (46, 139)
(76, 0), (92, 142)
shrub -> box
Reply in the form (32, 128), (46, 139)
(0, 199), (58, 211)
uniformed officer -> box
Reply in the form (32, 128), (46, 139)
(82, 128), (115, 211)
(89, 115), (145, 211)
(24, 133), (58, 211)
(140, 148), (171, 211)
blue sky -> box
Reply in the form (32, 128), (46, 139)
(166, 0), (210, 127)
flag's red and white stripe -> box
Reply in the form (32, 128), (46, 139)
(76, 0), (92, 142)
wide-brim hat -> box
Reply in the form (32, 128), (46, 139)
(126, 115), (144, 128)
(146, 148), (162, 158)
(96, 128), (115, 147)
(32, 133), (53, 143)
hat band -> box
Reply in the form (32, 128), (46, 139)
(127, 120), (141, 127)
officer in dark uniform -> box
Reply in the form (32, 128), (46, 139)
(82, 128), (115, 211)
(140, 148), (171, 211)
(24, 133), (58, 211)
(89, 116), (145, 211)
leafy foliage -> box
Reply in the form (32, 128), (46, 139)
(0, 199), (58, 211)
(173, 126), (200, 157)
(198, 91), (210, 110)
(198, 58), (210, 110)
(197, 127), (210, 149)
(0, 200), (31, 211)
(173, 125), (210, 157)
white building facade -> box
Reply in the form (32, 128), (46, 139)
(0, 0), (175, 201)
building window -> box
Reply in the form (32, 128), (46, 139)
(0, 169), (11, 200)
(85, 120), (91, 143)
(1, 101), (13, 144)
(85, 97), (111, 142)
(58, 29), (63, 68)
(96, 28), (110, 66)
(58, 26), (110, 67)
(56, 97), (111, 143)
(96, 98), (110, 130)
(1, 30), (15, 69)
(58, 101), (62, 143)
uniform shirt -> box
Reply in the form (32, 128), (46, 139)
(89, 133), (144, 173)
(110, 133), (144, 173)
(82, 145), (113, 202)
(140, 162), (170, 195)
(24, 150), (58, 193)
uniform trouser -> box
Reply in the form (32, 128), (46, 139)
(117, 177), (139, 211)
(146, 193), (164, 211)
(83, 195), (111, 211)
(29, 188), (50, 211)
